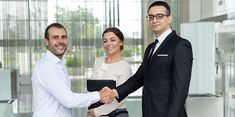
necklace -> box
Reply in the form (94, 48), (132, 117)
(105, 56), (123, 64)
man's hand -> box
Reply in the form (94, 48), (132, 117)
(99, 86), (114, 104)
(111, 89), (118, 98)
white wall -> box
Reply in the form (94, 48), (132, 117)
(180, 22), (216, 95)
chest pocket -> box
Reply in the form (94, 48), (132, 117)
(150, 54), (171, 74)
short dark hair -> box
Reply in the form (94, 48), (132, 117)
(102, 27), (124, 50)
(44, 23), (67, 39)
(147, 1), (171, 16)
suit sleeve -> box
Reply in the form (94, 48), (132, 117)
(166, 40), (193, 117)
(115, 64), (144, 102)
(115, 44), (153, 102)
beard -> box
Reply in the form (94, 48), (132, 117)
(49, 46), (67, 59)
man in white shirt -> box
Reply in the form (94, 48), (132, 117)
(31, 23), (111, 117)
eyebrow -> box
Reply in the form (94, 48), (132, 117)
(61, 35), (67, 37)
(148, 13), (167, 15)
(51, 35), (59, 38)
(103, 37), (117, 40)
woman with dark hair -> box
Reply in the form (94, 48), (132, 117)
(87, 27), (132, 117)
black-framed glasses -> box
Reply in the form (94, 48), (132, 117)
(146, 13), (169, 21)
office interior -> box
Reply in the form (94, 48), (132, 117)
(0, 0), (235, 117)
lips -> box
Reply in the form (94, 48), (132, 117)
(152, 24), (160, 27)
(107, 48), (112, 51)
(56, 44), (66, 50)
(57, 46), (64, 49)
(105, 46), (113, 51)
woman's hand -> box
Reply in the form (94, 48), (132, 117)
(87, 109), (96, 117)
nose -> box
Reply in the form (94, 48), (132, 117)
(106, 40), (111, 45)
(57, 38), (63, 43)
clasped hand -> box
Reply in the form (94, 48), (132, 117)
(99, 86), (115, 104)
(88, 87), (118, 117)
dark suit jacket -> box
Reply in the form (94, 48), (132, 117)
(116, 31), (193, 117)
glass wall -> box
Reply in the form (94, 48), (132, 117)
(178, 0), (235, 117)
(1, 0), (235, 117)
(0, 0), (143, 116)
(215, 19), (235, 117)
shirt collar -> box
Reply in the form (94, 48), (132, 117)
(156, 28), (172, 44)
(45, 50), (63, 65)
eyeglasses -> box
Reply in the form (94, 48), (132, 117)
(146, 13), (169, 21)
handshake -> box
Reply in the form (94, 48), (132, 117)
(98, 86), (118, 104)
(87, 87), (119, 116)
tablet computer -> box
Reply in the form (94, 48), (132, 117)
(87, 79), (116, 91)
(87, 79), (116, 109)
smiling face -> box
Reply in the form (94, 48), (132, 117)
(44, 27), (68, 59)
(102, 32), (123, 56)
(147, 6), (172, 37)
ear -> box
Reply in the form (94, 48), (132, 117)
(44, 38), (49, 47)
(167, 16), (172, 25)
(120, 41), (124, 47)
(120, 41), (123, 46)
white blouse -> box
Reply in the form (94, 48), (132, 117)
(90, 56), (132, 116)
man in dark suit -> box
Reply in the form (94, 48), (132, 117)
(105, 1), (193, 117)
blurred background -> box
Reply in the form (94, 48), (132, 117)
(0, 0), (235, 117)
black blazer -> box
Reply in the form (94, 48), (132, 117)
(116, 31), (193, 117)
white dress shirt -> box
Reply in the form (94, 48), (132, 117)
(152, 28), (172, 54)
(32, 50), (100, 117)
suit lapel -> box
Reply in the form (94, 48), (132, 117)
(152, 31), (176, 57)
(143, 42), (155, 69)
(144, 31), (176, 68)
